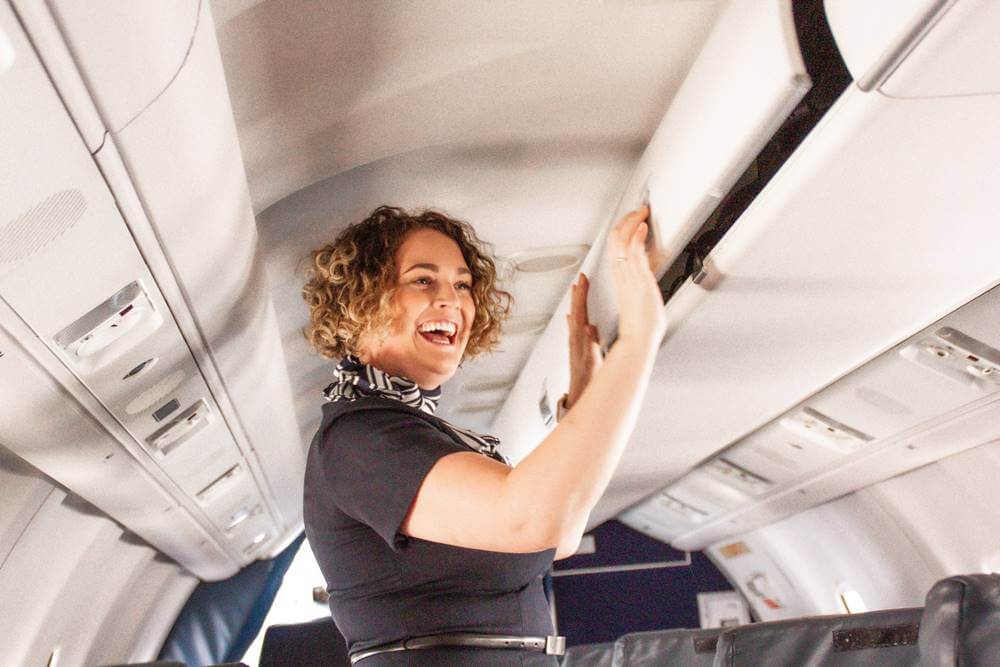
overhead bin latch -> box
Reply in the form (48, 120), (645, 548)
(538, 379), (554, 427)
(691, 255), (724, 291)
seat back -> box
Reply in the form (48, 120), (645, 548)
(919, 573), (1000, 667)
(259, 617), (350, 667)
(560, 641), (615, 666)
(612, 627), (722, 666)
(713, 608), (921, 666)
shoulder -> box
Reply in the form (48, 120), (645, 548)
(321, 396), (440, 431)
(317, 397), (460, 449)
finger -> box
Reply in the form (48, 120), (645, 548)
(577, 273), (591, 323)
(612, 206), (650, 260)
(613, 204), (649, 230)
(629, 222), (651, 268)
(570, 274), (585, 325)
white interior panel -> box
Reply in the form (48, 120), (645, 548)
(0, 492), (133, 666)
(0, 319), (238, 579)
(865, 440), (1000, 577)
(0, 0), (287, 576)
(82, 555), (185, 666)
(123, 568), (199, 663)
(7, 0), (107, 150)
(823, 0), (951, 89)
(499, 46), (1000, 526)
(665, 282), (1000, 549)
(0, 447), (55, 566)
(710, 437), (1000, 618)
(585, 0), (809, 351)
(493, 0), (810, 462)
(52, 534), (156, 667)
(104, 0), (306, 538)
(880, 0), (1000, 98)
(706, 534), (811, 622)
(597, 84), (1000, 526)
(710, 490), (938, 619)
(44, 0), (199, 132)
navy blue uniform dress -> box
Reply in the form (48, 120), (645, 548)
(303, 396), (558, 665)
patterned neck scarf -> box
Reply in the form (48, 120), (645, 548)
(323, 354), (510, 465)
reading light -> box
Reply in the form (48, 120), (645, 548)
(506, 245), (589, 274)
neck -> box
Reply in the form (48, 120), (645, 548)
(355, 352), (445, 391)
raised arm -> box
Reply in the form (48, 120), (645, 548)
(401, 206), (666, 556)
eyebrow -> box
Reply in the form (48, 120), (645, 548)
(401, 263), (472, 276)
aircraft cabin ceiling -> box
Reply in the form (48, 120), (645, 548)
(4, 0), (1000, 595)
(209, 0), (728, 436)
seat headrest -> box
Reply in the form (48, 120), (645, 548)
(920, 573), (1000, 667)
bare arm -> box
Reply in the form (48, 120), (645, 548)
(401, 207), (666, 553)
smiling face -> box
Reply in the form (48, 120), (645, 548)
(357, 227), (476, 389)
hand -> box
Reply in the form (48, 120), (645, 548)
(565, 272), (603, 409)
(608, 205), (667, 347)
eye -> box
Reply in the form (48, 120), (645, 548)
(413, 277), (432, 286)
(457, 281), (472, 291)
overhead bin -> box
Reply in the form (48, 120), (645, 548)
(500, 0), (1000, 537)
(0, 1), (288, 577)
(60, 0), (307, 535)
(586, 0), (811, 348)
(878, 1), (1000, 97)
(823, 0), (950, 91)
(494, 0), (815, 461)
(825, 0), (1000, 97)
(624, 284), (1000, 551)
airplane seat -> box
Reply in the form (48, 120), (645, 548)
(612, 627), (722, 666)
(919, 573), (1000, 667)
(713, 608), (922, 666)
(558, 641), (615, 666)
(258, 617), (350, 666)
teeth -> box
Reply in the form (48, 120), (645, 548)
(418, 321), (457, 335)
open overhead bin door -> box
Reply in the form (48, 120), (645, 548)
(494, 0), (815, 461)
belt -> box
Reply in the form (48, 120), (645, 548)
(349, 632), (567, 664)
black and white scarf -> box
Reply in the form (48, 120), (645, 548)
(323, 354), (510, 465)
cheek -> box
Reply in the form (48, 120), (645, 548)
(465, 299), (476, 327)
(387, 294), (414, 334)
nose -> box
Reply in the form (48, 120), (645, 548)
(432, 281), (461, 308)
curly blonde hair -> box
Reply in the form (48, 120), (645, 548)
(302, 205), (512, 361)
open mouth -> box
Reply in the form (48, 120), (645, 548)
(418, 330), (455, 346)
(417, 322), (459, 346)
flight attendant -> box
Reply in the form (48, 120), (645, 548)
(301, 204), (665, 664)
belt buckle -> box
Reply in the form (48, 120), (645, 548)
(545, 635), (566, 656)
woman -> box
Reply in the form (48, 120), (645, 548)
(301, 204), (666, 664)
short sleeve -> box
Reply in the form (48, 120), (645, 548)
(317, 407), (463, 550)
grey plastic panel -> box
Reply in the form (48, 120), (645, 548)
(919, 574), (1000, 667)
(613, 627), (722, 666)
(713, 608), (921, 666)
